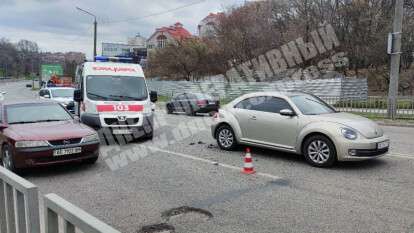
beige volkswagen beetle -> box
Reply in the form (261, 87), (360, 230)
(211, 92), (390, 167)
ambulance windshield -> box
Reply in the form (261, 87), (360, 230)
(86, 76), (148, 101)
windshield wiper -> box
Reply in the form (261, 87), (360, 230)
(36, 119), (65, 123)
(109, 95), (145, 101)
(88, 93), (109, 100)
(9, 121), (38, 125)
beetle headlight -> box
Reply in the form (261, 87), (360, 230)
(82, 133), (100, 143)
(15, 141), (49, 148)
(341, 128), (358, 140)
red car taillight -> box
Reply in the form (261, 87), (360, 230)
(213, 112), (219, 119)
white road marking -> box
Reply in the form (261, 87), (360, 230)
(147, 146), (283, 180)
(388, 152), (414, 159)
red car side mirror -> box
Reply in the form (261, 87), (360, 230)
(0, 123), (7, 130)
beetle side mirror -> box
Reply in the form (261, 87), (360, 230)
(280, 109), (296, 117)
(150, 91), (158, 103)
(74, 89), (83, 102)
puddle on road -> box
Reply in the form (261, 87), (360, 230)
(267, 179), (290, 186)
(138, 223), (175, 233)
(138, 207), (213, 233)
(189, 178), (290, 208)
(162, 206), (213, 222)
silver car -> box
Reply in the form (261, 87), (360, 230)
(211, 92), (390, 167)
(39, 87), (75, 113)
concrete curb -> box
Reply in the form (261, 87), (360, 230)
(376, 121), (414, 128)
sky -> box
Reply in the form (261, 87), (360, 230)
(0, 0), (246, 59)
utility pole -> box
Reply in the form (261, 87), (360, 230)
(387, 0), (404, 119)
(76, 7), (97, 61)
(93, 19), (97, 60)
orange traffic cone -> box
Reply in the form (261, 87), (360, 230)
(242, 147), (256, 174)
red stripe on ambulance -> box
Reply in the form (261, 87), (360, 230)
(97, 105), (143, 112)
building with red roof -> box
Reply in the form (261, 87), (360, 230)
(147, 22), (192, 50)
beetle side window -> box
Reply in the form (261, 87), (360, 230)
(255, 97), (292, 113)
(235, 96), (292, 114)
(234, 98), (254, 109)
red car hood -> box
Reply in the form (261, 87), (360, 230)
(6, 120), (95, 141)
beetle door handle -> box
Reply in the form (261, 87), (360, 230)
(250, 116), (257, 120)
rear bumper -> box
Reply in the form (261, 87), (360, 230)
(13, 142), (100, 169)
(195, 105), (219, 114)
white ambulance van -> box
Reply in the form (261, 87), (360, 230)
(74, 57), (157, 139)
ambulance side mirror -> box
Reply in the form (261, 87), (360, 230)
(150, 91), (158, 103)
(74, 89), (83, 102)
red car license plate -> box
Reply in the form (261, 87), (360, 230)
(53, 147), (82, 157)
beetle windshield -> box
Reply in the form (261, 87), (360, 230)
(290, 95), (337, 115)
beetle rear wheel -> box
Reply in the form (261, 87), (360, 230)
(216, 125), (237, 150)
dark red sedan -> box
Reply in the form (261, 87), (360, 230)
(0, 100), (100, 172)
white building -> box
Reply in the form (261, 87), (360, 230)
(198, 13), (223, 38)
(102, 33), (147, 57)
(128, 33), (147, 48)
(101, 43), (133, 57)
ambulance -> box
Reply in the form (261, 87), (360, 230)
(73, 57), (157, 139)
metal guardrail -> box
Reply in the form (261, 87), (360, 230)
(44, 194), (121, 233)
(148, 79), (413, 119)
(0, 166), (40, 233)
(0, 78), (23, 83)
(1, 166), (122, 233)
(322, 96), (414, 119)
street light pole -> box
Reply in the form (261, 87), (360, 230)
(387, 0), (404, 119)
(76, 7), (97, 61)
(93, 19), (97, 60)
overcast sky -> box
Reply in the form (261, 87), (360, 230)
(0, 0), (246, 59)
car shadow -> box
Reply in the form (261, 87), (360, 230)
(232, 145), (388, 170)
(335, 159), (388, 170)
(233, 145), (306, 164)
(18, 162), (98, 178)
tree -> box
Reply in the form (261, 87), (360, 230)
(0, 38), (18, 77)
(147, 0), (414, 93)
(148, 38), (213, 81)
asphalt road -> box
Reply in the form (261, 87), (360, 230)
(2, 81), (414, 233)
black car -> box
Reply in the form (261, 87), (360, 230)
(166, 93), (219, 116)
